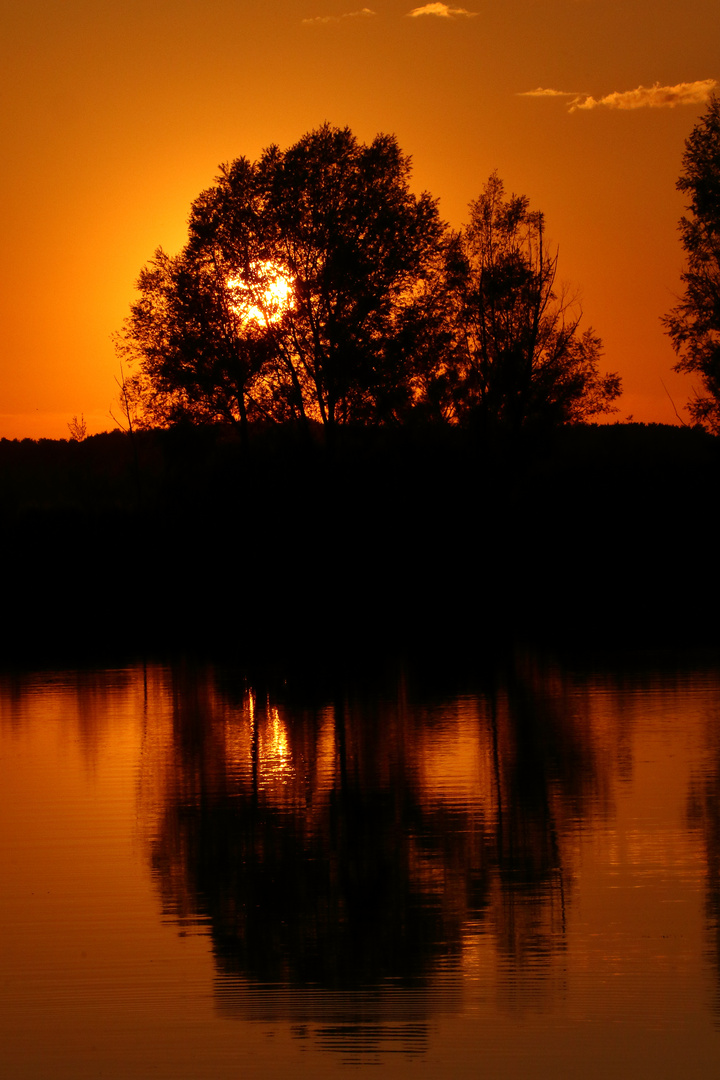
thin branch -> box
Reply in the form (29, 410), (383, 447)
(660, 378), (688, 426)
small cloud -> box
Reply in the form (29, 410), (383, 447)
(302, 7), (375, 24)
(518, 87), (576, 98)
(569, 79), (717, 112)
(407, 3), (478, 17)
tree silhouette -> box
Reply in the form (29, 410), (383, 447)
(116, 245), (276, 443)
(118, 139), (620, 437)
(118, 125), (445, 435)
(663, 96), (720, 432)
(432, 174), (620, 431)
(257, 126), (445, 429)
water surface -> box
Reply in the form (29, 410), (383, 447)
(2, 652), (720, 1078)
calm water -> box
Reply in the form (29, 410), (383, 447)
(2, 651), (720, 1079)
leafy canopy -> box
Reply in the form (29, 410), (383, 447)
(425, 173), (620, 429)
(117, 129), (621, 435)
(663, 95), (720, 432)
(118, 124), (444, 432)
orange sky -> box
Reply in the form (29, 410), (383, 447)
(1, 0), (718, 440)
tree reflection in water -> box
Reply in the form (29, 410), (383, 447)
(687, 697), (720, 1015)
(4, 654), (720, 1074)
(139, 655), (607, 1044)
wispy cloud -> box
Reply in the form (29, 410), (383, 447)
(518, 88), (577, 98)
(407, 3), (478, 17)
(519, 79), (717, 112)
(302, 7), (375, 24)
(569, 80), (717, 111)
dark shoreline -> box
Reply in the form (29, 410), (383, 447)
(2, 421), (718, 667)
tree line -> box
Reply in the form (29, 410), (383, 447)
(115, 124), (621, 441)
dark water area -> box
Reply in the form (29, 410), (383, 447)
(1, 422), (719, 662)
(2, 649), (720, 1078)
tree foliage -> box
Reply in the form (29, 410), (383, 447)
(429, 174), (620, 430)
(118, 125), (444, 435)
(116, 245), (275, 432)
(663, 96), (720, 432)
(117, 129), (621, 437)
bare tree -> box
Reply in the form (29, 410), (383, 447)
(67, 414), (87, 441)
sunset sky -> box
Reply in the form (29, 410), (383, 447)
(1, 0), (718, 439)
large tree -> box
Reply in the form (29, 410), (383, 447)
(663, 96), (720, 432)
(118, 125), (445, 434)
(431, 174), (621, 430)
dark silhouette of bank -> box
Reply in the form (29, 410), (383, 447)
(1, 421), (718, 663)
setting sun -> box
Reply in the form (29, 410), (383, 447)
(226, 260), (294, 327)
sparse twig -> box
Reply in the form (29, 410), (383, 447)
(67, 413), (87, 441)
(660, 378), (688, 427)
(112, 361), (143, 507)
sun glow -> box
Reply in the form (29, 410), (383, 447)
(226, 260), (294, 327)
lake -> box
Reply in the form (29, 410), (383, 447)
(2, 648), (720, 1078)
